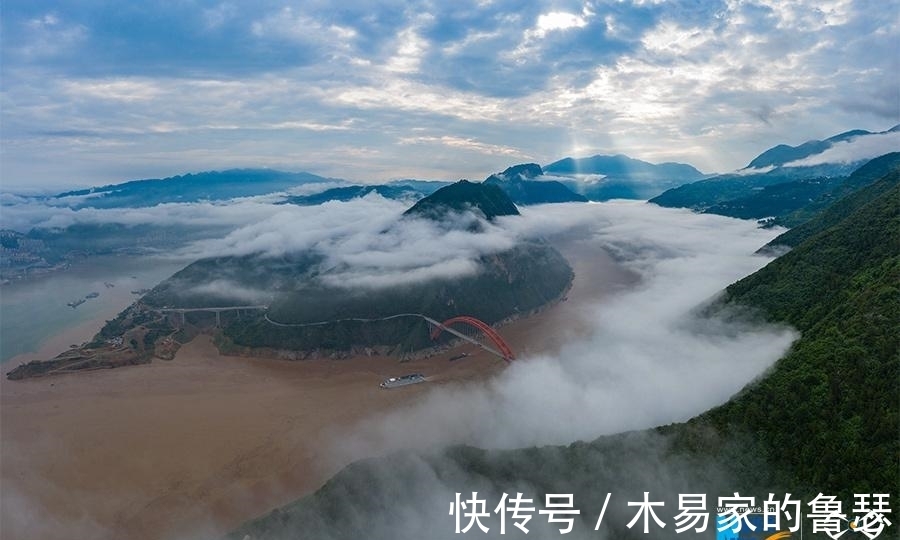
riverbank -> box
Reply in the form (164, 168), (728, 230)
(0, 240), (635, 540)
(0, 254), (186, 363)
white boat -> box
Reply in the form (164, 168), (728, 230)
(379, 373), (426, 389)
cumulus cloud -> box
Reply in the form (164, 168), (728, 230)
(783, 130), (900, 167)
(1, 1), (896, 187)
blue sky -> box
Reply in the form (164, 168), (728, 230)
(1, 0), (897, 189)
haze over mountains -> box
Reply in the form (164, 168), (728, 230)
(3, 121), (898, 540)
(744, 125), (900, 169)
(229, 142), (900, 540)
(542, 154), (706, 200)
(52, 169), (339, 209)
(7, 181), (574, 378)
(3, 124), (893, 220)
(651, 126), (900, 223)
(3, 124), (896, 287)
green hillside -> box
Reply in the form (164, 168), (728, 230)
(230, 173), (899, 540)
(104, 184), (567, 358)
(699, 179), (899, 496)
(224, 242), (572, 353)
(647, 166), (861, 214)
(763, 157), (900, 249)
(650, 153), (900, 226)
(403, 179), (520, 220)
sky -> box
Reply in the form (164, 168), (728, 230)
(1, 0), (898, 190)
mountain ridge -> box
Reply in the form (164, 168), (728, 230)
(483, 163), (588, 204)
(50, 168), (339, 209)
(403, 179), (520, 220)
(227, 168), (900, 540)
(650, 151), (900, 222)
(544, 153), (705, 180)
(744, 125), (897, 170)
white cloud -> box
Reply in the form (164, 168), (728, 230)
(181, 194), (521, 289)
(326, 201), (797, 464)
(533, 11), (588, 37)
(0, 197), (286, 232)
(512, 10), (591, 63)
(1, 1), (896, 187)
(62, 79), (164, 102)
(250, 7), (357, 50)
(187, 279), (274, 304)
(641, 22), (711, 55)
(386, 25), (430, 73)
(783, 131), (900, 167)
(398, 135), (529, 158)
(19, 12), (88, 58)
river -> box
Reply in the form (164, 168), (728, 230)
(0, 254), (187, 364)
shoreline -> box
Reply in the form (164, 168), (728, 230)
(1, 253), (187, 366)
(3, 317), (106, 372)
(0, 240), (635, 540)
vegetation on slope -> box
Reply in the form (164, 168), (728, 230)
(403, 180), (520, 220)
(763, 156), (900, 249)
(698, 180), (899, 497)
(230, 172), (899, 540)
(649, 169), (837, 212)
(700, 177), (842, 220)
(650, 152), (899, 225)
(483, 164), (588, 204)
(225, 242), (572, 353)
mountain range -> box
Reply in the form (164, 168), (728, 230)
(281, 183), (445, 206)
(6, 181), (573, 378)
(482, 163), (588, 205)
(651, 126), (900, 221)
(542, 153), (707, 200)
(403, 179), (521, 220)
(227, 149), (900, 540)
(51, 169), (336, 208)
(745, 125), (899, 169)
(4, 124), (891, 215)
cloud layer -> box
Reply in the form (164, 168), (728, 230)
(784, 130), (900, 167)
(323, 201), (797, 465)
(1, 1), (897, 189)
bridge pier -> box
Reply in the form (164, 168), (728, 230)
(156, 306), (268, 331)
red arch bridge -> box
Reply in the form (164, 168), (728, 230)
(261, 311), (516, 362)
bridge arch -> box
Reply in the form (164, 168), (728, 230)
(430, 316), (515, 362)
